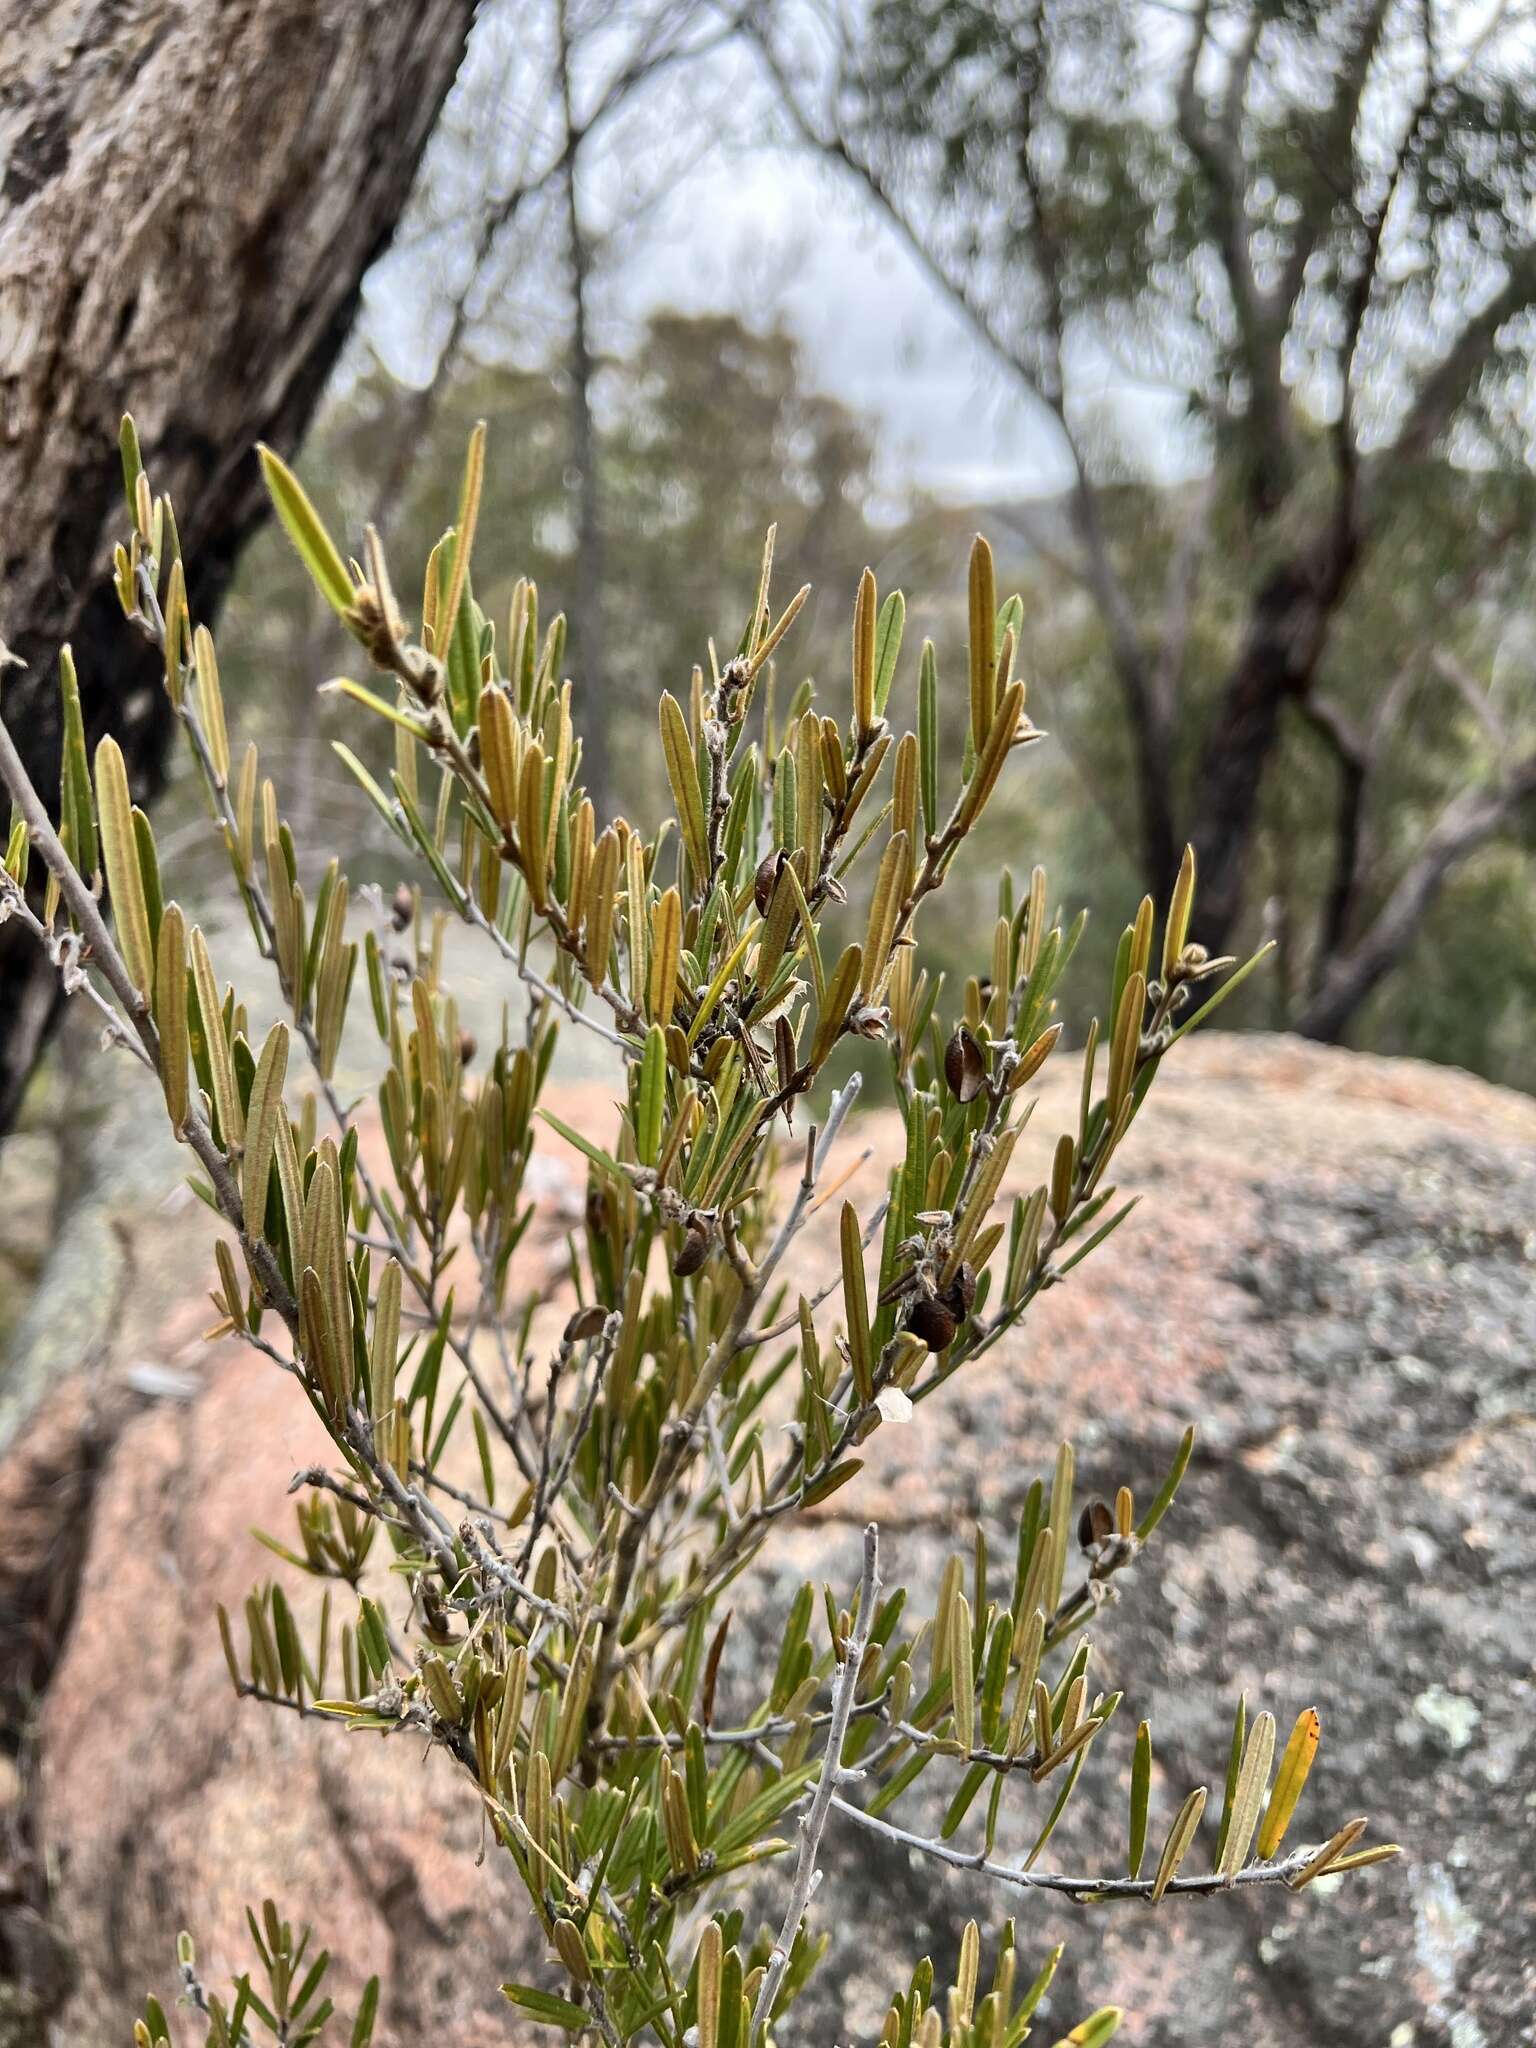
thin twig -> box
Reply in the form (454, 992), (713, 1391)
(825, 1795), (1328, 1903)
(749, 1522), (880, 2045)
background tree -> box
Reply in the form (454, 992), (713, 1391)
(359, 0), (744, 819)
(753, 0), (1536, 1043)
(214, 310), (886, 842)
(0, 0), (477, 1133)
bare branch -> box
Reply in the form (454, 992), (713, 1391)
(749, 1522), (880, 2044)
(1299, 750), (1536, 1039)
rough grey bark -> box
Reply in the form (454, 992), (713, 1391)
(0, 0), (476, 1136)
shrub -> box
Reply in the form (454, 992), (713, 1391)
(0, 420), (1394, 2047)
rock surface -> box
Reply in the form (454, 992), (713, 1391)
(1, 1035), (1533, 2046)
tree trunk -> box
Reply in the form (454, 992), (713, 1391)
(1295, 756), (1536, 1042)
(0, 0), (475, 1135)
(1186, 528), (1359, 952)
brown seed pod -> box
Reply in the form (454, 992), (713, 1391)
(905, 1292), (958, 1353)
(390, 882), (415, 931)
(458, 1028), (477, 1066)
(672, 1217), (713, 1277)
(774, 1013), (797, 1093)
(563, 1304), (609, 1345)
(585, 1182), (611, 1239)
(944, 1024), (987, 1103)
(754, 848), (786, 915)
(1078, 1499), (1115, 1552)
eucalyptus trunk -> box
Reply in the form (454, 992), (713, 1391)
(0, 0), (475, 1134)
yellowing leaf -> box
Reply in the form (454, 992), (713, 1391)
(1258, 1707), (1321, 1859)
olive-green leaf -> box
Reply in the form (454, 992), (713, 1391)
(153, 900), (189, 1131)
(258, 444), (354, 617)
(1150, 1784), (1207, 1902)
(242, 1021), (291, 1240)
(58, 645), (98, 881)
(499, 1984), (590, 2031)
(809, 942), (862, 1069)
(1129, 1719), (1152, 1878)
(1051, 2008), (1123, 2048)
(660, 691), (709, 879)
(873, 588), (905, 718)
(840, 1199), (873, 1406)
(94, 734), (153, 998)
(1136, 1424), (1194, 1542)
(189, 926), (242, 1147)
(636, 1022), (666, 1167)
(1218, 1709), (1276, 1878)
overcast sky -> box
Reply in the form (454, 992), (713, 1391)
(630, 144), (1075, 504)
(360, 5), (1191, 512)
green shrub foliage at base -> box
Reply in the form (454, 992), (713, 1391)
(0, 420), (1396, 2047)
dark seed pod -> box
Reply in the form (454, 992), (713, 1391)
(905, 1293), (959, 1353)
(944, 1024), (986, 1104)
(458, 1028), (477, 1066)
(774, 1013), (796, 1093)
(754, 848), (786, 915)
(943, 1262), (977, 1320)
(585, 1182), (611, 1239)
(672, 1217), (713, 1277)
(1078, 1499), (1115, 1552)
(390, 882), (415, 931)
(563, 1304), (608, 1345)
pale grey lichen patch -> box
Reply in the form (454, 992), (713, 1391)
(1410, 1863), (1484, 2048)
(1407, 1686), (1481, 1753)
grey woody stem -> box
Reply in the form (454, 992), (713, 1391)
(825, 1794), (1324, 1903)
(749, 1521), (880, 2045)
(0, 705), (297, 1329)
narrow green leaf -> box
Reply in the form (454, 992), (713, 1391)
(350, 1978), (380, 2048)
(153, 900), (189, 1131)
(809, 941), (861, 1068)
(119, 414), (144, 520)
(58, 645), (98, 881)
(539, 1109), (624, 1181)
(917, 640), (939, 841)
(873, 589), (905, 717)
(258, 444), (354, 617)
(94, 734), (153, 997)
(1213, 1693), (1246, 1870)
(840, 1201), (873, 1405)
(439, 419), (486, 663)
(499, 1985), (590, 2031)
(660, 691), (709, 879)
(242, 1021), (291, 1241)
(1051, 2008), (1122, 2047)
(1218, 1710), (1276, 1878)
(1129, 1719), (1152, 1879)
(1169, 943), (1275, 1043)
(636, 1022), (666, 1167)
(968, 534), (997, 754)
(189, 926), (242, 1146)
(1136, 1425), (1194, 1542)
(1150, 1784), (1207, 1902)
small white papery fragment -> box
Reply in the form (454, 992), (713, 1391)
(874, 1386), (913, 1424)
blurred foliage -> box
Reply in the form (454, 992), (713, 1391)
(205, 287), (1536, 1088)
(754, 0), (1536, 1088)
